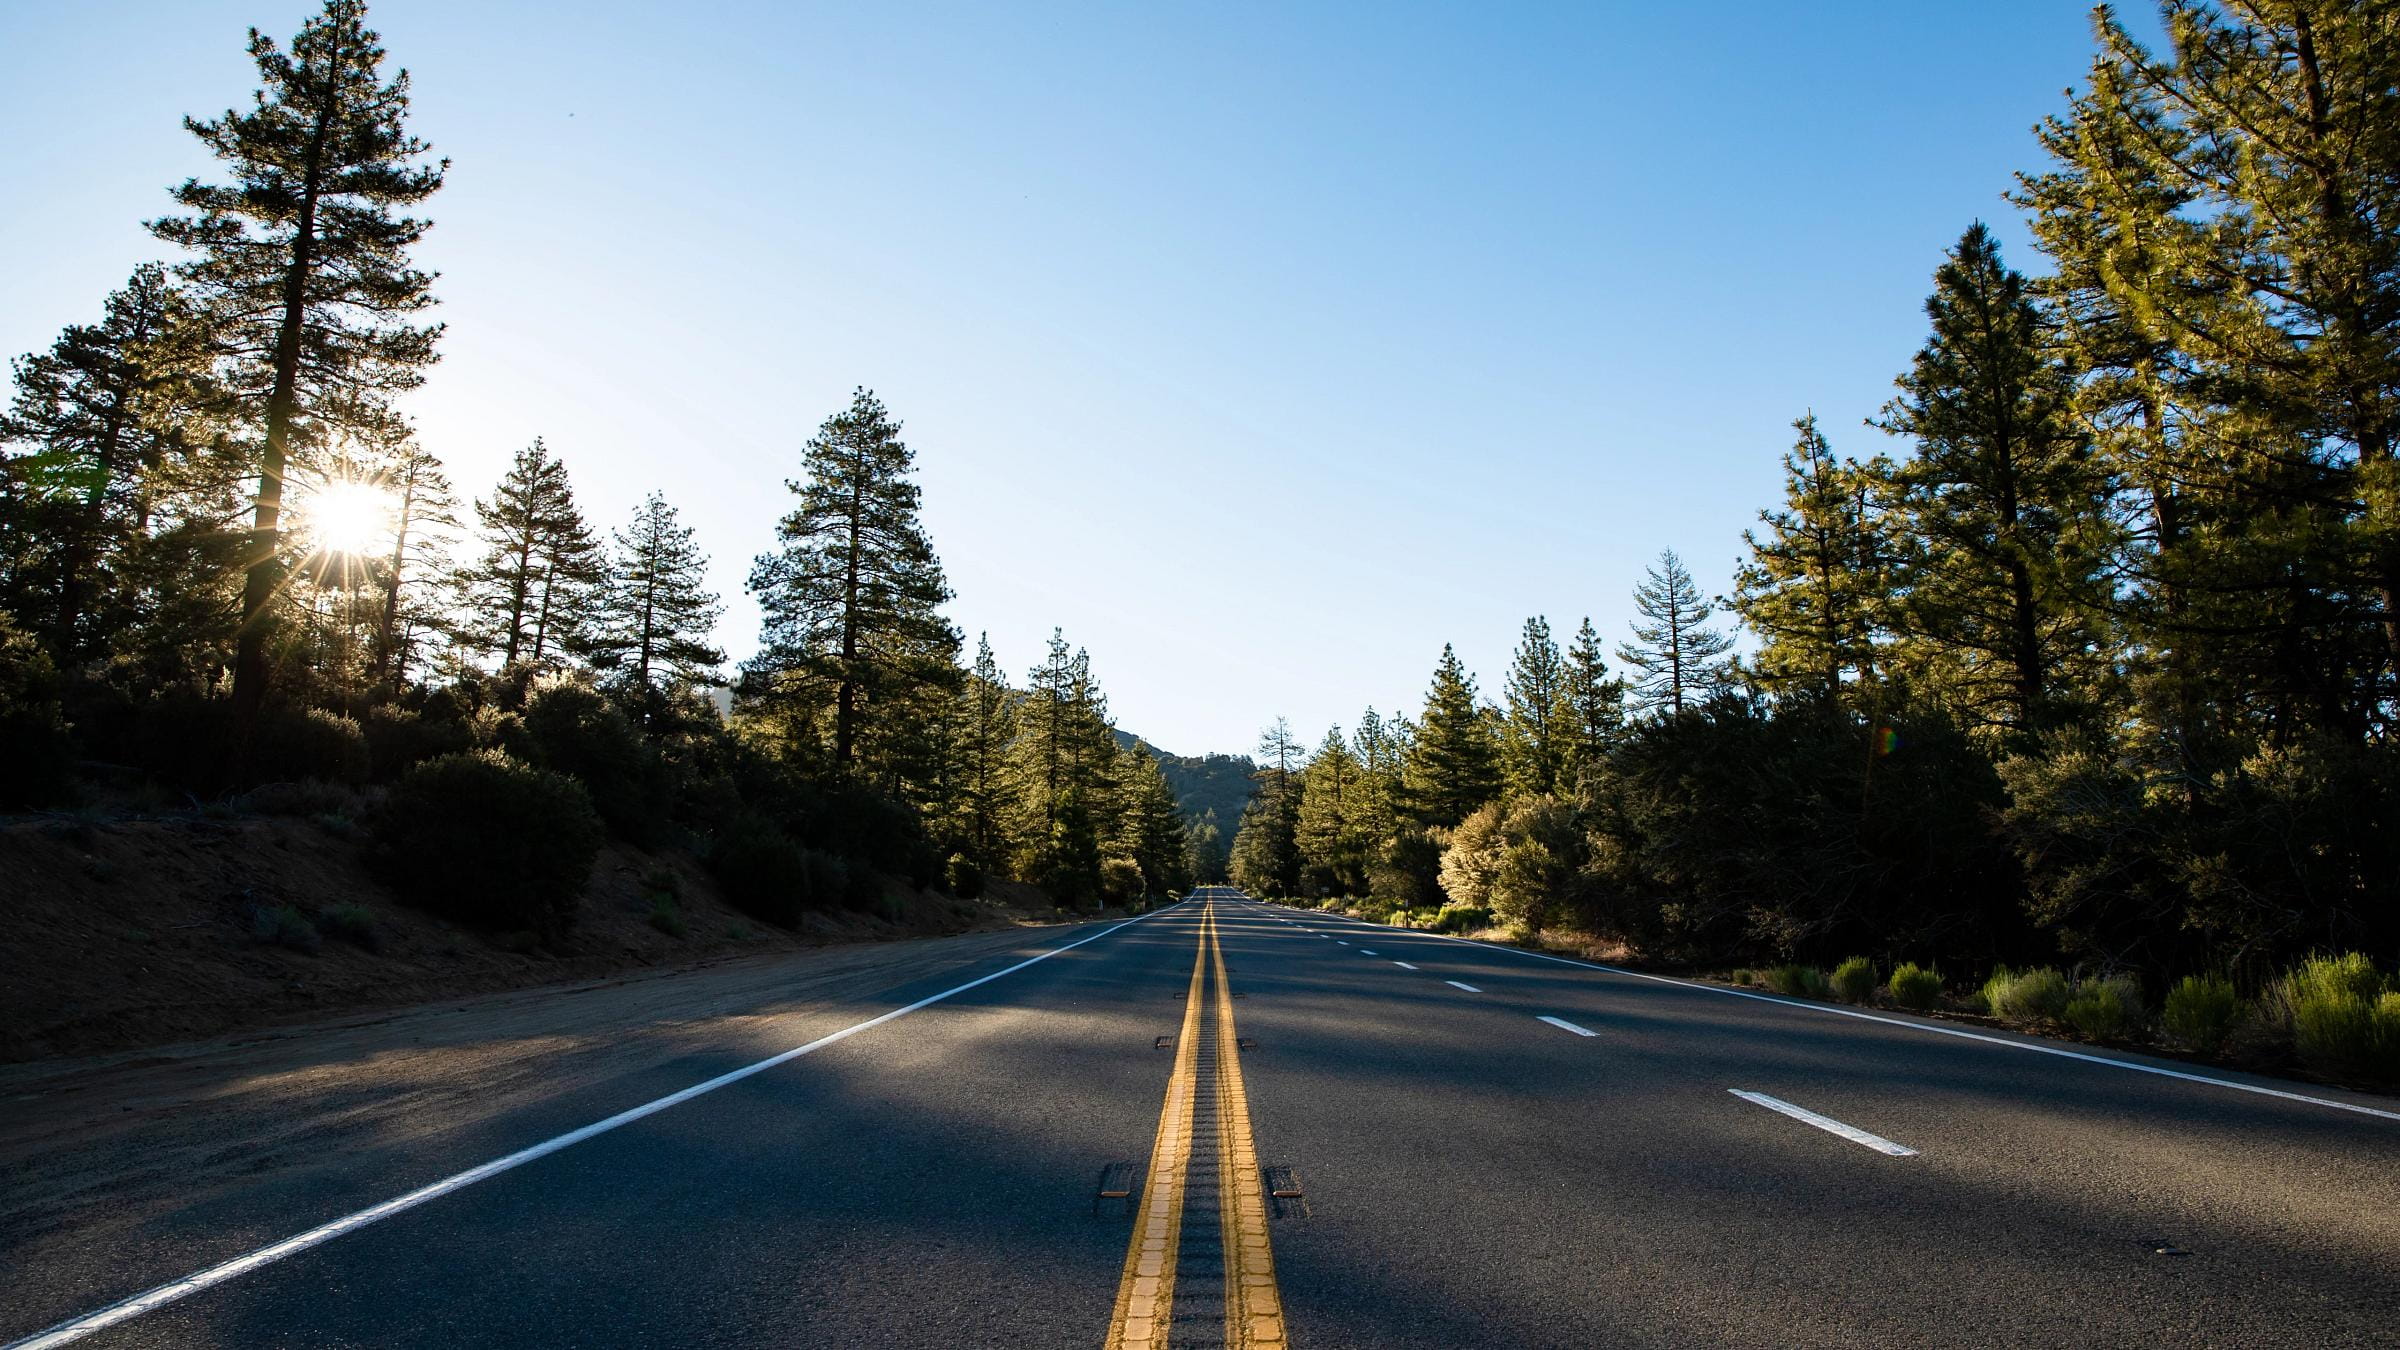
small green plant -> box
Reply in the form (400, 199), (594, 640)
(647, 895), (687, 938)
(638, 866), (681, 898)
(2162, 973), (2240, 1054)
(1729, 968), (1754, 987)
(317, 904), (379, 951)
(1985, 966), (2072, 1024)
(2063, 974), (2141, 1040)
(1829, 956), (1877, 1004)
(1766, 964), (1830, 999)
(1888, 962), (1943, 1011)
(251, 904), (320, 953)
(369, 751), (604, 937)
(2277, 952), (2399, 1081)
(1433, 904), (1494, 934)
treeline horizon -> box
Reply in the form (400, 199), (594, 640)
(0, 0), (1204, 920)
(1230, 1), (2398, 997)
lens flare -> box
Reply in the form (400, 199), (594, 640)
(303, 478), (396, 557)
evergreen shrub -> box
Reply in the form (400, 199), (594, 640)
(2161, 974), (2240, 1053)
(1829, 956), (1877, 1003)
(1766, 965), (1830, 999)
(1985, 967), (2072, 1024)
(1888, 963), (1943, 1011)
(371, 751), (602, 937)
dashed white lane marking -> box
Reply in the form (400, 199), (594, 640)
(1538, 1015), (1599, 1037)
(1316, 919), (2400, 1126)
(1730, 1090), (1919, 1157)
(1446, 981), (1481, 993)
(1393, 962), (1418, 971)
(4, 904), (1195, 1350)
(1335, 940), (1348, 945)
(1359, 949), (1377, 955)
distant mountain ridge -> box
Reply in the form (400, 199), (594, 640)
(1115, 730), (1256, 838)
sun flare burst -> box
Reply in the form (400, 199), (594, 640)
(301, 477), (397, 558)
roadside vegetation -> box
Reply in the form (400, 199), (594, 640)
(0, 2), (1205, 959)
(1232, 3), (2400, 1093)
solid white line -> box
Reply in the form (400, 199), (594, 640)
(1446, 981), (1481, 993)
(1339, 925), (2400, 1125)
(1393, 961), (1418, 971)
(1731, 1090), (1918, 1156)
(5, 905), (1188, 1350)
(1538, 1015), (1598, 1037)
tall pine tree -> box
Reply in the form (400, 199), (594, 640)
(464, 439), (602, 670)
(1559, 617), (1622, 781)
(599, 491), (724, 710)
(152, 0), (444, 720)
(748, 389), (958, 767)
(1501, 615), (1569, 796)
(1730, 414), (1887, 699)
(1617, 549), (1733, 717)
(1401, 645), (1502, 827)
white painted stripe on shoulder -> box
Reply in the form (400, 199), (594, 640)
(1446, 981), (1481, 993)
(1360, 928), (2400, 1125)
(1393, 961), (1418, 970)
(1731, 1090), (1918, 1156)
(1538, 1015), (1598, 1037)
(4, 904), (1187, 1350)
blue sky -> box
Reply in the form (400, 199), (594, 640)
(0, 2), (2159, 756)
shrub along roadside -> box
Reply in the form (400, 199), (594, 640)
(368, 751), (603, 939)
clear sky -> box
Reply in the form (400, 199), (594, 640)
(0, 2), (2160, 757)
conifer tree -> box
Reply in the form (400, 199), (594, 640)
(952, 634), (1022, 871)
(1617, 550), (1733, 717)
(599, 492), (724, 709)
(1554, 618), (1622, 785)
(1730, 414), (1886, 699)
(367, 432), (458, 696)
(152, 0), (444, 719)
(1501, 615), (1570, 796)
(1295, 727), (1368, 896)
(1349, 706), (1403, 850)
(1115, 743), (1193, 898)
(1231, 718), (1306, 896)
(748, 389), (958, 766)
(1871, 224), (2112, 737)
(1401, 645), (1502, 827)
(464, 439), (602, 670)
(1015, 630), (1117, 899)
(0, 265), (205, 668)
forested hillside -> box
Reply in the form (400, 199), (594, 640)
(1228, 3), (2400, 1084)
(0, 1), (1202, 948)
(1113, 729), (1253, 882)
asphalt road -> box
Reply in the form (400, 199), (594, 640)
(7, 887), (2399, 1347)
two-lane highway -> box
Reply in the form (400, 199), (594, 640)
(7, 888), (2398, 1347)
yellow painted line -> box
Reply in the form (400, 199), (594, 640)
(1209, 902), (1288, 1347)
(1104, 905), (1209, 1349)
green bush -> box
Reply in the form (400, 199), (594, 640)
(1100, 856), (1144, 904)
(2063, 974), (2141, 1040)
(1984, 966), (2073, 1024)
(1829, 956), (1877, 1004)
(0, 615), (74, 808)
(1888, 962), (1943, 1011)
(251, 707), (370, 786)
(647, 895), (687, 938)
(318, 904), (378, 951)
(945, 852), (986, 900)
(1766, 964), (1830, 999)
(2279, 952), (2399, 1081)
(2162, 973), (2240, 1053)
(710, 816), (863, 926)
(512, 681), (671, 845)
(370, 751), (602, 937)
(360, 705), (471, 781)
(250, 904), (320, 953)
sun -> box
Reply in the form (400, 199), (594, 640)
(301, 477), (397, 558)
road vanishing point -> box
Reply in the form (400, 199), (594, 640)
(5, 888), (2398, 1347)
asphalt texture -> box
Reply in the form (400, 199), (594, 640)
(7, 889), (2399, 1347)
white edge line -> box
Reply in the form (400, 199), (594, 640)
(1445, 981), (1481, 993)
(1299, 915), (2400, 1125)
(1537, 1015), (1599, 1037)
(6, 902), (1192, 1350)
(1731, 1089), (1918, 1157)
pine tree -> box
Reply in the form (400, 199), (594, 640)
(748, 388), (957, 767)
(952, 634), (1022, 871)
(599, 492), (724, 710)
(1501, 615), (1569, 796)
(464, 439), (602, 670)
(1559, 618), (1622, 781)
(0, 264), (205, 668)
(1295, 727), (1368, 896)
(1014, 630), (1117, 900)
(1231, 718), (1306, 896)
(1349, 706), (1403, 850)
(1116, 743), (1193, 898)
(1401, 645), (1502, 827)
(367, 431), (458, 696)
(1617, 549), (1733, 717)
(1730, 414), (1887, 699)
(151, 0), (444, 720)
(1871, 224), (2112, 737)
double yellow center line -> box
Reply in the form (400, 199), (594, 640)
(1104, 898), (1287, 1347)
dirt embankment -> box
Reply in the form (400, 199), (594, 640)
(0, 813), (1065, 1063)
